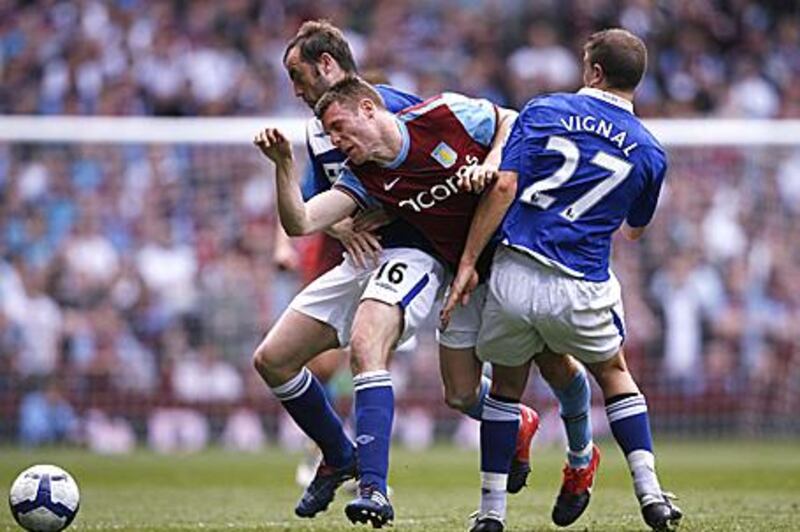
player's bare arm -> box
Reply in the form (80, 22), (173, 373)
(254, 127), (358, 237)
(441, 169), (518, 326)
(325, 217), (382, 268)
(273, 222), (300, 270)
(458, 107), (518, 193)
(621, 222), (646, 240)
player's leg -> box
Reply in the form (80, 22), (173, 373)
(468, 256), (548, 531)
(306, 348), (345, 382)
(469, 362), (530, 532)
(344, 248), (445, 528)
(295, 236), (351, 489)
(344, 298), (401, 527)
(253, 260), (368, 518)
(294, 347), (346, 488)
(438, 283), (540, 494)
(438, 344), (486, 416)
(540, 267), (680, 531)
(252, 309), (357, 518)
(533, 350), (599, 526)
(585, 350), (682, 532)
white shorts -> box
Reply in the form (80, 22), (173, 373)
(437, 283), (486, 350)
(477, 246), (625, 366)
(290, 247), (445, 347)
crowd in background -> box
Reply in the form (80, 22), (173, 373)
(1, 0), (799, 118)
(1, 0), (799, 447)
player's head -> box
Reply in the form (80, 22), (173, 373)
(315, 76), (389, 165)
(582, 28), (647, 93)
(283, 20), (358, 108)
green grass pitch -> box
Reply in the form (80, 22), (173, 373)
(2, 440), (799, 531)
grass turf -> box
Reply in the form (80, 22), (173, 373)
(2, 440), (799, 531)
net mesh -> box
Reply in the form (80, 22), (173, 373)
(1, 120), (799, 449)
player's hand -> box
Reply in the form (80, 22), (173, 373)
(457, 163), (498, 194)
(439, 264), (479, 330)
(273, 238), (299, 271)
(329, 218), (382, 269)
(352, 207), (396, 233)
(253, 128), (293, 164)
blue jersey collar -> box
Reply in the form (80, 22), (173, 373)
(381, 117), (410, 169)
(577, 87), (634, 114)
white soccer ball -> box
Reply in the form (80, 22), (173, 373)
(8, 465), (80, 532)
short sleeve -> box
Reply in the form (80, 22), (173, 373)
(440, 93), (498, 147)
(626, 151), (667, 228)
(376, 85), (423, 113)
(498, 116), (525, 173)
(333, 167), (380, 210)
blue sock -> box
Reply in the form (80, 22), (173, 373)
(551, 367), (593, 467)
(354, 371), (394, 495)
(606, 393), (662, 500)
(272, 367), (354, 468)
(479, 394), (519, 518)
(463, 375), (491, 421)
(606, 393), (652, 453)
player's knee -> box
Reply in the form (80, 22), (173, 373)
(537, 353), (580, 390)
(349, 330), (381, 374)
(252, 342), (294, 383)
(587, 353), (635, 392)
(443, 388), (478, 413)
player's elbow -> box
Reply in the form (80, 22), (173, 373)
(621, 223), (646, 240)
(284, 226), (306, 237)
(492, 171), (517, 199)
(282, 220), (312, 237)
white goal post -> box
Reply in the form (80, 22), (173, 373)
(1, 116), (800, 146)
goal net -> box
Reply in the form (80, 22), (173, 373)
(1, 116), (798, 448)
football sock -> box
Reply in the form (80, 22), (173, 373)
(606, 393), (662, 502)
(272, 367), (354, 468)
(353, 370), (394, 495)
(463, 375), (491, 421)
(479, 394), (520, 519)
(550, 367), (593, 468)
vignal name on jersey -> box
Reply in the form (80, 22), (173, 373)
(560, 115), (638, 157)
(398, 154), (479, 212)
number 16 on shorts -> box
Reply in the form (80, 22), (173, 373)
(361, 248), (445, 315)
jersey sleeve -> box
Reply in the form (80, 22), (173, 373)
(301, 142), (325, 200)
(441, 93), (498, 147)
(498, 114), (526, 173)
(332, 167), (380, 210)
(376, 84), (422, 113)
(626, 151), (667, 228)
(498, 103), (545, 173)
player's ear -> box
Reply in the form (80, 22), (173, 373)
(360, 97), (376, 117)
(588, 62), (605, 88)
(318, 52), (337, 75)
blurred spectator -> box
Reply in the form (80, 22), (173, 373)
(650, 249), (725, 393)
(0, 1), (799, 117)
(15, 265), (63, 376)
(171, 345), (243, 402)
(19, 380), (78, 446)
(1, 0), (800, 444)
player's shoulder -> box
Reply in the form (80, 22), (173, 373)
(517, 92), (574, 121)
(374, 84), (422, 113)
(305, 117), (337, 157)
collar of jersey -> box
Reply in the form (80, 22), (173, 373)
(577, 87), (635, 114)
(380, 116), (410, 169)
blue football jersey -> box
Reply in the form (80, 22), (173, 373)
(499, 88), (667, 282)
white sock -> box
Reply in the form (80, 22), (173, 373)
(567, 442), (594, 468)
(627, 449), (662, 505)
(480, 472), (507, 519)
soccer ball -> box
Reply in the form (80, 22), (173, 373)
(8, 465), (80, 532)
